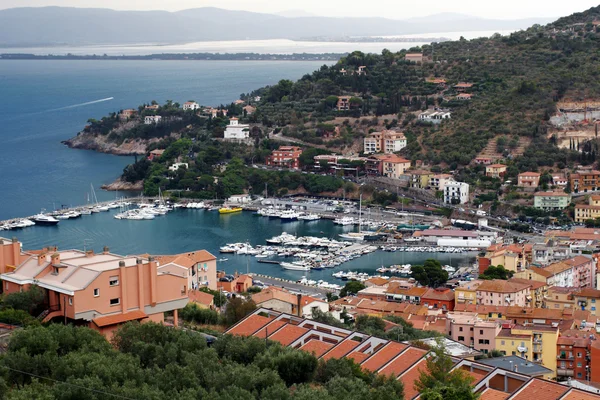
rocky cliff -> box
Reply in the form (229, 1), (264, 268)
(62, 132), (158, 155)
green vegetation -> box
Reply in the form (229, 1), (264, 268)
(410, 259), (449, 288)
(416, 341), (479, 400)
(479, 265), (514, 280)
(0, 322), (405, 399)
(339, 281), (366, 297)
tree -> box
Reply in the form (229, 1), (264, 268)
(479, 265), (514, 280)
(222, 297), (257, 326)
(410, 260), (448, 288)
(339, 281), (366, 297)
(2, 285), (46, 315)
(415, 341), (478, 400)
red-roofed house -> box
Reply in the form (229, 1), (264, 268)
(517, 172), (541, 188)
(421, 288), (455, 311)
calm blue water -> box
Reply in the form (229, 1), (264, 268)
(0, 60), (327, 220)
(8, 209), (474, 281)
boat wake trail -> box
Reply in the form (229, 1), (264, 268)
(49, 97), (114, 111)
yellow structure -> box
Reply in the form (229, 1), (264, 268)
(574, 195), (600, 222)
(495, 324), (558, 378)
(409, 170), (433, 189)
(454, 280), (483, 305)
(218, 207), (242, 214)
(545, 287), (575, 310)
(485, 164), (507, 179)
(573, 288), (600, 317)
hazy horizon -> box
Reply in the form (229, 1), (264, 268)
(0, 0), (598, 20)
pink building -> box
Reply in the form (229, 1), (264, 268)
(446, 312), (502, 354)
(0, 237), (28, 274)
(476, 279), (532, 307)
(563, 255), (596, 289)
(155, 250), (217, 291)
(517, 172), (541, 188)
(0, 246), (191, 339)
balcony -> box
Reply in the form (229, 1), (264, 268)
(533, 345), (543, 353)
(557, 369), (574, 377)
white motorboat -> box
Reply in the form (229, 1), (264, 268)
(279, 210), (300, 221)
(299, 213), (320, 221)
(281, 261), (311, 271)
(338, 232), (366, 241)
(334, 216), (356, 226)
(31, 211), (59, 226)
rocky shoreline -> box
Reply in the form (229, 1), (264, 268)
(62, 132), (150, 156)
(100, 178), (144, 191)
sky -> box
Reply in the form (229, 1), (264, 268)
(0, 0), (599, 19)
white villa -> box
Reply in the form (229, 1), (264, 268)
(168, 163), (189, 172)
(418, 109), (451, 124)
(224, 118), (250, 140)
(144, 115), (162, 125)
(183, 101), (200, 111)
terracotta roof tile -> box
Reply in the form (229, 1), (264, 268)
(268, 324), (308, 346)
(347, 351), (371, 364)
(300, 340), (334, 358)
(321, 338), (362, 360)
(378, 347), (428, 377)
(422, 288), (455, 301)
(577, 288), (600, 298)
(562, 389), (600, 399)
(509, 379), (569, 399)
(366, 277), (389, 286)
(227, 314), (272, 336)
(399, 358), (428, 400)
(252, 287), (298, 306)
(92, 310), (147, 327)
(361, 342), (408, 372)
(188, 290), (214, 306)
(253, 319), (287, 339)
(477, 280), (530, 293)
(480, 388), (510, 400)
(530, 263), (572, 278)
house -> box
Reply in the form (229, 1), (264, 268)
(456, 93), (473, 100)
(418, 109), (451, 124)
(147, 149), (164, 161)
(446, 312), (502, 353)
(575, 195), (600, 222)
(119, 109), (137, 121)
(363, 130), (407, 154)
(444, 181), (469, 205)
(426, 77), (447, 88)
(187, 289), (214, 309)
(233, 99), (245, 105)
(517, 172), (541, 188)
(474, 157), (494, 165)
(475, 279), (532, 307)
(523, 262), (574, 287)
(380, 155), (411, 179)
(533, 191), (571, 210)
(421, 287), (455, 311)
(226, 308), (600, 399)
(409, 170), (434, 189)
(429, 174), (453, 191)
(0, 247), (190, 338)
(552, 174), (568, 186)
(557, 334), (592, 381)
(254, 96), (261, 102)
(454, 280), (484, 305)
(217, 272), (253, 293)
(478, 355), (554, 379)
(485, 164), (507, 178)
(182, 101), (200, 111)
(243, 105), (256, 115)
(336, 96), (351, 111)
(154, 249), (217, 291)
(494, 324), (559, 376)
(265, 146), (303, 170)
(384, 286), (428, 303)
(404, 53), (423, 63)
(168, 162), (188, 172)
(454, 82), (474, 92)
(0, 237), (29, 274)
(574, 288), (600, 316)
(251, 287), (328, 318)
(224, 117), (250, 140)
(357, 66), (366, 75)
(562, 255), (596, 289)
(144, 104), (159, 110)
(545, 286), (575, 310)
(227, 194), (251, 204)
(571, 169), (600, 193)
(314, 154), (367, 175)
(144, 115), (162, 125)
(478, 244), (529, 274)
(205, 107), (228, 118)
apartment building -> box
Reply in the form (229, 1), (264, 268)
(557, 335), (591, 381)
(155, 249), (217, 291)
(476, 279), (532, 307)
(381, 155), (411, 179)
(455, 280), (483, 305)
(517, 172), (541, 188)
(265, 146), (303, 170)
(363, 130), (407, 154)
(570, 169), (600, 193)
(0, 247), (190, 338)
(533, 191), (571, 211)
(446, 312), (502, 354)
(574, 195), (600, 222)
(444, 181), (470, 205)
(485, 164), (507, 179)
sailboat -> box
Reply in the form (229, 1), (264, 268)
(90, 184), (109, 212)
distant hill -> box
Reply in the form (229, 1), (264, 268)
(0, 6), (555, 46)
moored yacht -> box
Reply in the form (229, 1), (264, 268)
(32, 211), (59, 226)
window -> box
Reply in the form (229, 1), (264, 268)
(578, 373), (582, 378)
(110, 298), (120, 306)
(109, 276), (119, 286)
(459, 327), (463, 332)
(578, 362), (582, 368)
(593, 299), (596, 303)
(478, 339), (484, 344)
(203, 263), (207, 271)
(501, 340), (505, 345)
(480, 330), (484, 335)
(458, 336), (465, 341)
(68, 297), (73, 306)
(93, 288), (99, 297)
(484, 340), (490, 345)
(577, 352), (582, 358)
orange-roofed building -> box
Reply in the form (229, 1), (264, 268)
(252, 287), (328, 318)
(187, 289), (214, 309)
(486, 164), (507, 179)
(476, 279), (532, 307)
(517, 172), (541, 188)
(265, 146), (303, 170)
(0, 247), (190, 339)
(556, 334), (591, 381)
(479, 388), (510, 399)
(155, 249), (217, 290)
(421, 287), (455, 311)
(399, 358), (428, 399)
(300, 340), (334, 358)
(508, 379), (569, 399)
(0, 237), (29, 274)
(361, 341), (407, 372)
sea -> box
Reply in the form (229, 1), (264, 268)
(0, 55), (478, 279)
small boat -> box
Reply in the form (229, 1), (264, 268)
(280, 261), (312, 271)
(218, 207), (242, 214)
(334, 216), (355, 226)
(279, 210), (299, 221)
(217, 258), (228, 262)
(31, 211), (59, 226)
(299, 213), (320, 221)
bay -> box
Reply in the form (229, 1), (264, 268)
(0, 59), (326, 220)
(8, 209), (475, 282)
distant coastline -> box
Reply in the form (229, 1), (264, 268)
(0, 52), (346, 61)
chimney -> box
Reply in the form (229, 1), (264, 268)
(148, 256), (157, 307)
(297, 293), (302, 317)
(119, 261), (125, 267)
(51, 252), (60, 266)
(85, 249), (94, 258)
(103, 246), (110, 255)
(37, 252), (47, 266)
(11, 237), (20, 267)
(136, 258), (145, 310)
